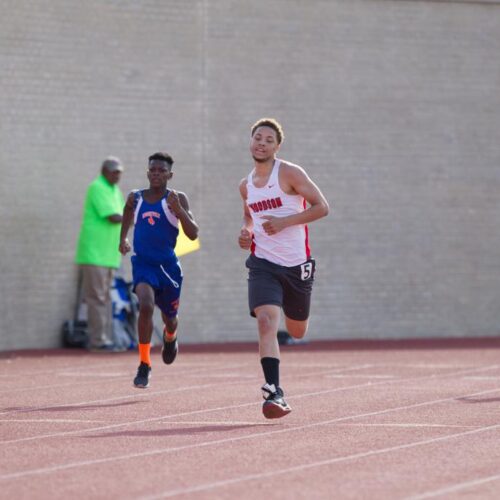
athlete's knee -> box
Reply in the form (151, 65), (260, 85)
(286, 319), (308, 339)
(138, 300), (155, 318)
(289, 328), (307, 339)
(256, 312), (276, 335)
(288, 325), (307, 339)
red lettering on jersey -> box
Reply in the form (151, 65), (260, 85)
(248, 197), (283, 213)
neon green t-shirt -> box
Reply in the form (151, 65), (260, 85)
(75, 175), (125, 268)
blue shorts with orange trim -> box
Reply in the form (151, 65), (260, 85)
(131, 255), (183, 318)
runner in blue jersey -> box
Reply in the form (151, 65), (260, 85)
(119, 152), (199, 388)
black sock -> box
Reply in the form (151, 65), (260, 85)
(261, 357), (280, 388)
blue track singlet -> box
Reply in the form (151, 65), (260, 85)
(133, 190), (179, 266)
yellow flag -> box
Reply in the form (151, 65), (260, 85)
(175, 224), (200, 257)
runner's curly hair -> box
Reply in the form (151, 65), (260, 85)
(251, 118), (284, 145)
(148, 152), (174, 168)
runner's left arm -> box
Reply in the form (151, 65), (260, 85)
(261, 166), (329, 236)
(167, 190), (199, 241)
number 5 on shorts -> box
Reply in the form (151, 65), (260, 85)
(300, 262), (314, 280)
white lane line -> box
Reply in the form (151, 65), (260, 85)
(406, 473), (500, 499)
(0, 359), (242, 379)
(279, 363), (346, 368)
(1, 363), (497, 444)
(0, 360), (481, 379)
(326, 374), (397, 379)
(464, 376), (500, 380)
(0, 360), (461, 415)
(0, 380), (370, 445)
(0, 360), (134, 378)
(0, 364), (375, 417)
(0, 363), (383, 396)
(58, 372), (128, 378)
(307, 364), (376, 377)
(183, 374), (256, 379)
(154, 421), (273, 427)
(0, 379), (129, 394)
(0, 363), (252, 394)
(385, 364), (477, 369)
(137, 422), (500, 500)
(0, 419), (105, 424)
(154, 421), (475, 430)
(2, 384), (500, 480)
(0, 379), (248, 421)
(180, 364), (375, 380)
(334, 423), (478, 429)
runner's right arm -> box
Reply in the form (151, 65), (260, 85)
(238, 178), (253, 250)
(119, 192), (135, 255)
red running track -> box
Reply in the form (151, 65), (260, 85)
(1, 339), (500, 499)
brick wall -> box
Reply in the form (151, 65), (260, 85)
(1, 0), (499, 350)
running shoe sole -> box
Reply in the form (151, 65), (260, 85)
(262, 401), (292, 419)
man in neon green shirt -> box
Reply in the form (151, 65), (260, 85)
(76, 157), (125, 351)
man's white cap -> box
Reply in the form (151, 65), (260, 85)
(101, 156), (124, 172)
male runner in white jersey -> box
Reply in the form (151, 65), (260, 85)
(238, 118), (329, 419)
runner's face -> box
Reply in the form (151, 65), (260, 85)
(250, 126), (280, 163)
(147, 160), (172, 187)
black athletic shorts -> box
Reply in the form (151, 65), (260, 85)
(246, 254), (316, 321)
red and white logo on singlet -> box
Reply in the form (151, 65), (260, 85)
(142, 211), (160, 226)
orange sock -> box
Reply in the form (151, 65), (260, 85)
(163, 327), (177, 342)
(138, 343), (151, 366)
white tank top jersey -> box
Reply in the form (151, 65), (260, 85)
(246, 159), (310, 267)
